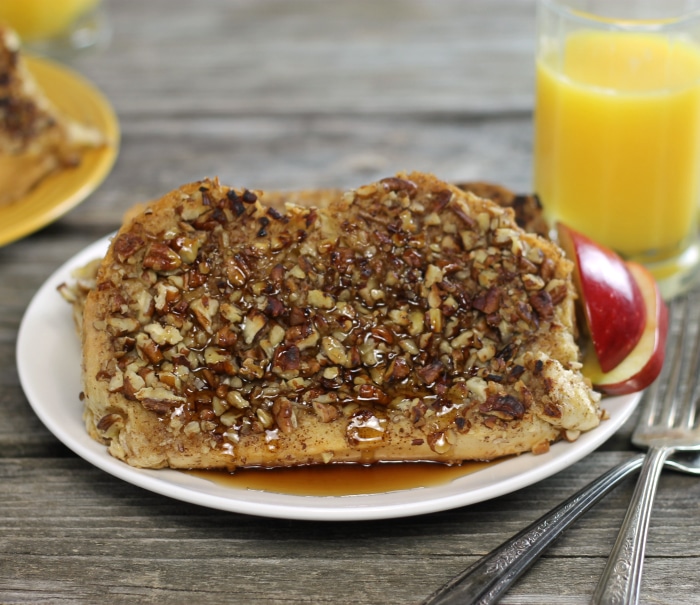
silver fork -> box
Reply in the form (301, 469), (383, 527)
(592, 295), (700, 604)
(422, 294), (700, 605)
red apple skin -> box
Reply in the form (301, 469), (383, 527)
(584, 262), (668, 396)
(557, 223), (646, 372)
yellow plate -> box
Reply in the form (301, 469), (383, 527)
(0, 55), (119, 247)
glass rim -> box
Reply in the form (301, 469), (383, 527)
(539, 0), (700, 31)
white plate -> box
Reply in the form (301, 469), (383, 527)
(17, 235), (642, 521)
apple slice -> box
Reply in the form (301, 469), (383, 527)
(557, 223), (646, 372)
(582, 262), (668, 395)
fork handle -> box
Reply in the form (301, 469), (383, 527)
(591, 445), (672, 605)
(421, 454), (646, 605)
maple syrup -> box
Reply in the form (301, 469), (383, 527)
(187, 459), (501, 497)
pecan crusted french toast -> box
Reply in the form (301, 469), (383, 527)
(78, 172), (601, 470)
(0, 26), (104, 205)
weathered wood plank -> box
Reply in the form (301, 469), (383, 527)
(76, 0), (537, 117)
(0, 454), (697, 604)
(51, 114), (536, 230)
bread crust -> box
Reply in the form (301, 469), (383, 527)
(81, 172), (600, 469)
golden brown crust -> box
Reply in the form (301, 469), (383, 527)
(81, 172), (600, 470)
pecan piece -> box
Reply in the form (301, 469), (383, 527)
(215, 325), (238, 348)
(265, 296), (285, 317)
(383, 357), (410, 382)
(472, 286), (501, 314)
(529, 290), (554, 320)
(273, 344), (301, 373)
(547, 280), (569, 305)
(356, 384), (389, 405)
(542, 403), (562, 418)
(410, 400), (428, 426)
(225, 254), (250, 286)
(416, 360), (444, 385)
(479, 394), (525, 420)
(449, 202), (477, 229)
(380, 176), (418, 195)
(113, 233), (145, 263)
(143, 243), (182, 272)
(431, 189), (453, 211)
(371, 325), (395, 345)
(96, 413), (123, 433)
(313, 400), (340, 423)
(272, 397), (297, 434)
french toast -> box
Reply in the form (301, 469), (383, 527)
(0, 26), (104, 204)
(78, 172), (601, 469)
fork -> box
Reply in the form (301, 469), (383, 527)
(592, 294), (700, 604)
(422, 294), (700, 605)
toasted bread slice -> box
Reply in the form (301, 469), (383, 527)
(80, 172), (600, 469)
(0, 26), (104, 204)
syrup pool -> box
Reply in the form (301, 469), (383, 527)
(187, 459), (501, 497)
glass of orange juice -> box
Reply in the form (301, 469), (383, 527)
(0, 0), (109, 57)
(533, 0), (700, 297)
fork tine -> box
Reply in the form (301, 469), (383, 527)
(658, 297), (689, 429)
(677, 297), (700, 430)
(640, 297), (686, 431)
(593, 293), (700, 605)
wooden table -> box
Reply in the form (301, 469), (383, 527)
(2, 1), (699, 603)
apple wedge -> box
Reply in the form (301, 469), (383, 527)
(582, 262), (668, 395)
(557, 223), (646, 372)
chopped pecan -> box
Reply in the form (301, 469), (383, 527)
(529, 290), (554, 320)
(272, 397), (297, 434)
(410, 400), (428, 427)
(547, 280), (569, 305)
(96, 413), (123, 433)
(356, 384), (389, 405)
(143, 243), (182, 272)
(288, 307), (309, 327)
(431, 189), (453, 211)
(141, 398), (179, 415)
(539, 257), (556, 281)
(214, 325), (238, 348)
(416, 360), (444, 385)
(225, 254), (250, 286)
(113, 233), (145, 263)
(273, 344), (301, 372)
(380, 176), (418, 195)
(542, 403), (562, 418)
(479, 394), (525, 420)
(313, 400), (340, 423)
(371, 325), (395, 344)
(383, 357), (410, 382)
(472, 286), (501, 314)
(265, 296), (285, 317)
(449, 202), (477, 229)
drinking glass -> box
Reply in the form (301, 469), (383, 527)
(533, 0), (700, 298)
(0, 0), (110, 58)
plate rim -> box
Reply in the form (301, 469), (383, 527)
(17, 235), (642, 521)
(0, 54), (120, 247)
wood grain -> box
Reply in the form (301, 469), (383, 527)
(1, 0), (698, 603)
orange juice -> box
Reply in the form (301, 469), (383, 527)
(0, 0), (98, 41)
(534, 31), (700, 261)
